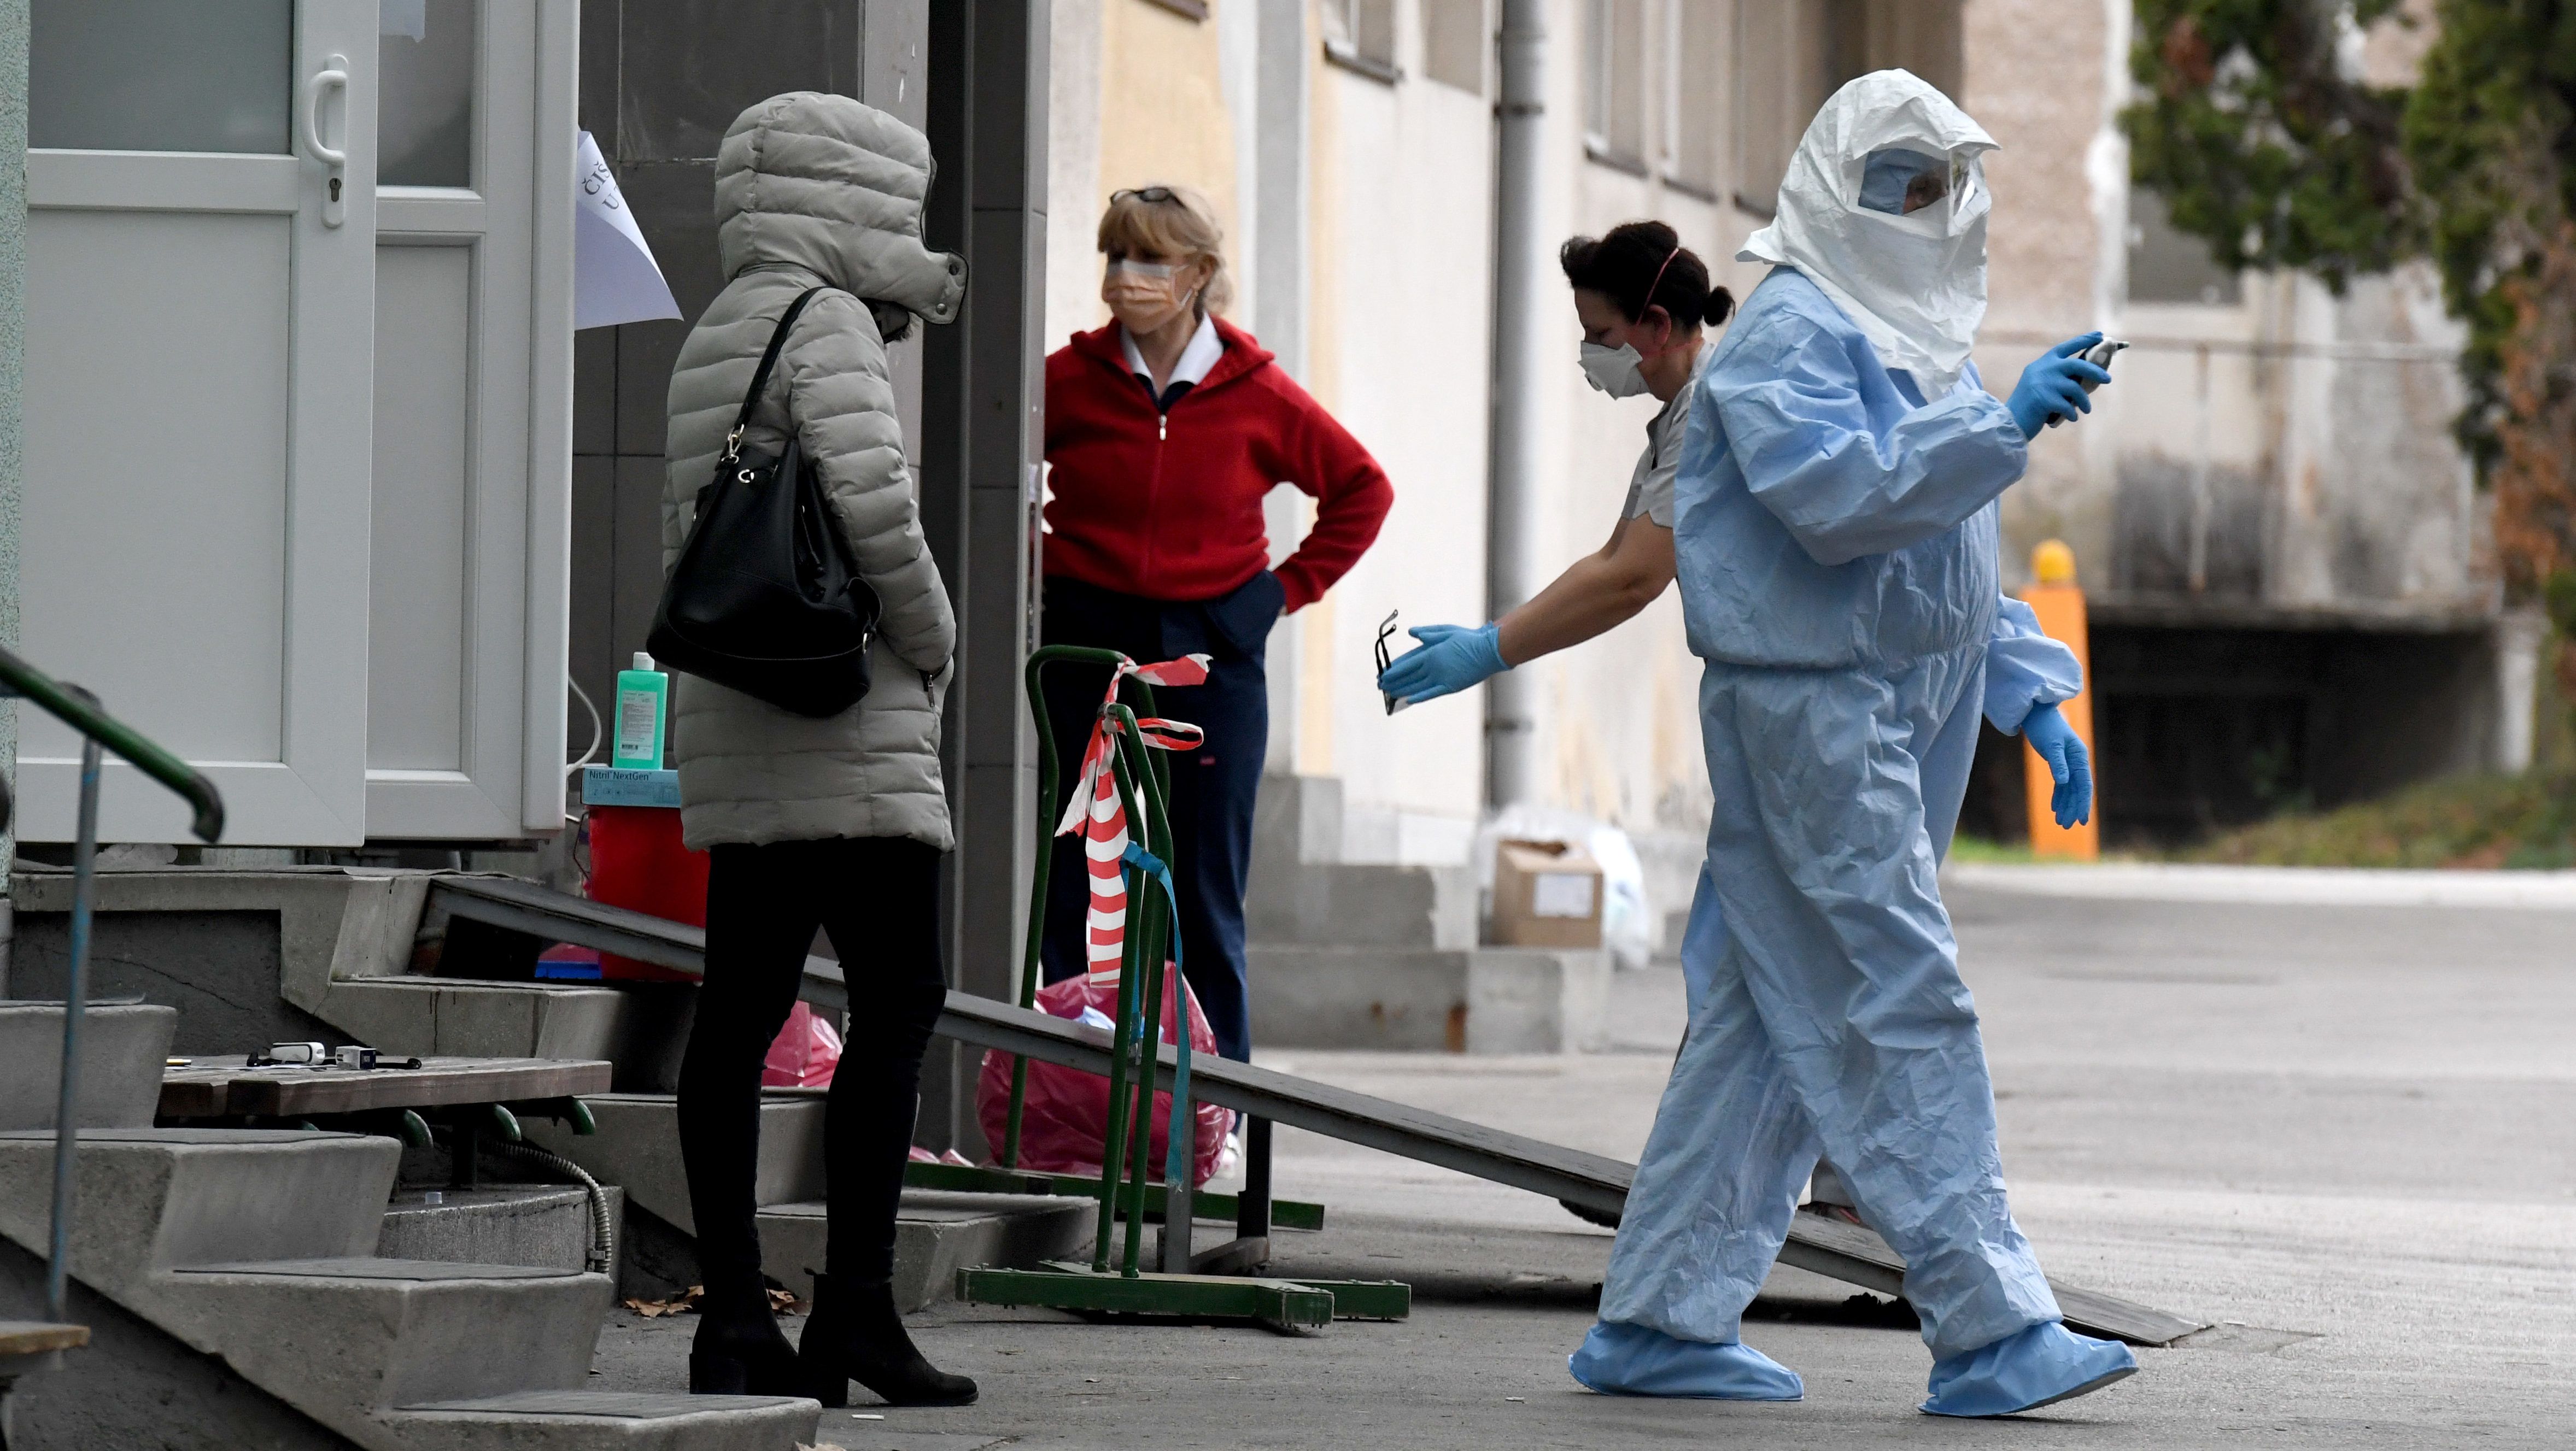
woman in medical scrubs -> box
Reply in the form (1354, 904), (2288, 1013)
(1375, 220), (1730, 704)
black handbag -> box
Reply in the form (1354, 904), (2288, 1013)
(648, 287), (881, 718)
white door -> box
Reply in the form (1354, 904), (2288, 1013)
(364, 0), (576, 838)
(21, 0), (379, 844)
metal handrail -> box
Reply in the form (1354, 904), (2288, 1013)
(0, 644), (224, 843)
(0, 644), (224, 1329)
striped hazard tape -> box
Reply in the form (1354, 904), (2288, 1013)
(1051, 654), (1209, 984)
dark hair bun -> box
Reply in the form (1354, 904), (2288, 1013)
(1559, 220), (1733, 331)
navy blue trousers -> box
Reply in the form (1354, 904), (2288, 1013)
(1038, 573), (1280, 1061)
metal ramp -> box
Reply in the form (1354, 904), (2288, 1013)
(430, 872), (2205, 1346)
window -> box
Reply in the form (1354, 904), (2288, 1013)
(1324, 0), (1400, 84)
(1840, 0), (1962, 101)
(31, 0), (294, 154)
(2128, 187), (2243, 306)
(1422, 0), (1489, 96)
(1724, 0), (1959, 217)
(379, 0), (477, 188)
(1665, 2), (1728, 198)
(1585, 0), (1648, 173)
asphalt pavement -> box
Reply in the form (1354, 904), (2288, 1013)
(600, 866), (2576, 1448)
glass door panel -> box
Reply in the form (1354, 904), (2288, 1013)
(30, 0), (295, 154)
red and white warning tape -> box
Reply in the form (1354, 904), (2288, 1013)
(1052, 655), (1209, 983)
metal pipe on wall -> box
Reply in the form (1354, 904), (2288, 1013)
(1483, 0), (1547, 809)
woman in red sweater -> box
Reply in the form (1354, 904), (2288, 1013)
(1041, 185), (1392, 1062)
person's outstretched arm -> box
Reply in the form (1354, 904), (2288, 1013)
(1500, 515), (1676, 662)
(1376, 515), (1674, 707)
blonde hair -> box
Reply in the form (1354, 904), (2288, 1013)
(1097, 185), (1232, 317)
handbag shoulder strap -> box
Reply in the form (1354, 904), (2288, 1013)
(721, 286), (832, 465)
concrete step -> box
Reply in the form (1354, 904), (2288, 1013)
(162, 1257), (609, 1427)
(0, 1129), (400, 1282)
(0, 1001), (179, 1130)
(1247, 771), (1479, 950)
(524, 1091), (826, 1236)
(1251, 772), (1345, 869)
(386, 1391), (817, 1450)
(1244, 861), (1477, 950)
(378, 1184), (625, 1276)
(527, 1093), (1098, 1308)
(314, 978), (693, 1092)
(0, 1128), (809, 1450)
(1247, 944), (1609, 1053)
(757, 1190), (1098, 1310)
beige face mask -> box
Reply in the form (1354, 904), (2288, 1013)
(1103, 256), (1198, 336)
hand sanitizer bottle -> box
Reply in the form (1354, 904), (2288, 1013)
(612, 653), (669, 769)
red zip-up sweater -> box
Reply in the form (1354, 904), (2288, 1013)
(1043, 318), (1393, 612)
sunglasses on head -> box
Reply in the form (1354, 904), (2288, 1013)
(1113, 186), (1178, 204)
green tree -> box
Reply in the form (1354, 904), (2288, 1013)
(2124, 0), (2576, 654)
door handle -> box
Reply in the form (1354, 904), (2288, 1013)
(302, 55), (349, 228)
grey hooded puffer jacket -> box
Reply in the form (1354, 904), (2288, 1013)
(661, 93), (968, 851)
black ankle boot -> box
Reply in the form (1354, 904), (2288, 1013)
(688, 1283), (799, 1396)
(797, 1272), (977, 1407)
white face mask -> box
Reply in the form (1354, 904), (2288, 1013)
(1579, 341), (1651, 398)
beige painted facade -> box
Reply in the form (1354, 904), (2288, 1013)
(1045, 0), (1970, 915)
(1041, 0), (2511, 916)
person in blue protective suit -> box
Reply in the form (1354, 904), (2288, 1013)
(1565, 70), (2137, 1417)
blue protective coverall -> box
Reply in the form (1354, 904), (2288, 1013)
(1595, 265), (2082, 1367)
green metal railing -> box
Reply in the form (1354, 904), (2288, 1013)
(0, 643), (224, 1327)
(958, 645), (1406, 1327)
(999, 645), (1166, 1172)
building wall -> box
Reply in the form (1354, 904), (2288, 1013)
(0, 0), (24, 884)
(1043, 0), (1245, 354)
(1045, 1), (2516, 868)
(1969, 0), (2486, 619)
(1302, 3), (1498, 862)
(1043, 0), (1959, 905)
(1965, 0), (2123, 592)
(1959, 0), (2521, 839)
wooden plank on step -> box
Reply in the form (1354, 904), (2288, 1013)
(159, 1055), (612, 1119)
(0, 1321), (89, 1359)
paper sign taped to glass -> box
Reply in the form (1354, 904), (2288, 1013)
(576, 130), (681, 331)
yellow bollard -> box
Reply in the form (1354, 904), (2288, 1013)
(2020, 540), (2099, 860)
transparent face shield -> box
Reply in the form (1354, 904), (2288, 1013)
(1855, 146), (1977, 234)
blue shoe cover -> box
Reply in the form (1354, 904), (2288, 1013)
(1567, 1321), (1804, 1400)
(1920, 1321), (2138, 1417)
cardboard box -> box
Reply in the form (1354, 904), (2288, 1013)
(1491, 838), (1604, 949)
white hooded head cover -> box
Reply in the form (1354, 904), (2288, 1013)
(1738, 69), (1997, 396)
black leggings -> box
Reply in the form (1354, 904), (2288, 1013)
(676, 836), (947, 1292)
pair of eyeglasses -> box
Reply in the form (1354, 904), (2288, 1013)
(1113, 186), (1177, 204)
(1374, 609), (1411, 716)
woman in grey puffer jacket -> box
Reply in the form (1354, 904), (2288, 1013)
(661, 92), (973, 1409)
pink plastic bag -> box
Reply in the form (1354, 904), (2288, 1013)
(762, 1001), (844, 1088)
(976, 970), (1231, 1188)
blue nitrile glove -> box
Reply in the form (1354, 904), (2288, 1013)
(1377, 622), (1509, 705)
(2006, 333), (2113, 439)
(2021, 702), (2092, 829)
